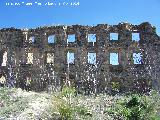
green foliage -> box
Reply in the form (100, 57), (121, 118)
(107, 91), (160, 120)
(61, 85), (76, 98)
(151, 115), (160, 120)
(1, 87), (160, 120)
(111, 81), (120, 92)
(55, 103), (91, 120)
(52, 86), (92, 120)
(57, 101), (73, 120)
(53, 86), (75, 120)
(126, 95), (140, 108)
(74, 106), (89, 116)
(0, 87), (29, 118)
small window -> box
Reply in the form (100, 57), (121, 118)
(88, 34), (96, 42)
(67, 52), (75, 64)
(47, 53), (54, 64)
(133, 53), (142, 64)
(88, 52), (96, 65)
(27, 53), (33, 64)
(1, 51), (7, 66)
(110, 53), (119, 65)
(48, 35), (55, 43)
(67, 34), (75, 43)
(132, 33), (140, 41)
(29, 36), (35, 43)
(110, 33), (118, 40)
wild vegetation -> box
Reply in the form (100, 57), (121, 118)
(0, 86), (160, 120)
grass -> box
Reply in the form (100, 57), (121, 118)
(0, 87), (53, 119)
(0, 87), (160, 120)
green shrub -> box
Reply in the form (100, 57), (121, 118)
(107, 91), (160, 120)
(61, 85), (76, 98)
(75, 106), (88, 116)
(111, 81), (120, 91)
(52, 86), (76, 119)
(151, 115), (160, 120)
(0, 87), (29, 118)
(52, 86), (92, 120)
(58, 101), (73, 120)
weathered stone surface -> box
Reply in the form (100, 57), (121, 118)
(0, 22), (159, 93)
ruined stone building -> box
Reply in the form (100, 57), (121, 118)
(0, 22), (160, 94)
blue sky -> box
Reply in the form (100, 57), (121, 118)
(0, 0), (160, 35)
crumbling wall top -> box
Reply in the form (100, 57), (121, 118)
(0, 22), (157, 34)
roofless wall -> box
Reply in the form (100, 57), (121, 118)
(0, 22), (160, 94)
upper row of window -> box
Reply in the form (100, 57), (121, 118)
(29, 33), (140, 44)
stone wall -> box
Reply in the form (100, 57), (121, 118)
(0, 22), (159, 94)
